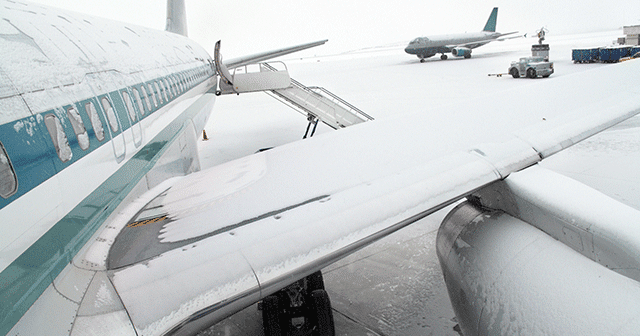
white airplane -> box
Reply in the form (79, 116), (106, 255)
(404, 7), (520, 62)
(2, 1), (640, 336)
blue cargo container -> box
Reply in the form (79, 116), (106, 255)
(572, 48), (599, 63)
(599, 47), (625, 63)
(572, 49), (588, 63)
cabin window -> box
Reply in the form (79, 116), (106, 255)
(101, 97), (119, 132)
(67, 106), (89, 150)
(154, 82), (163, 104)
(179, 74), (186, 92)
(133, 88), (146, 115)
(169, 76), (175, 94)
(121, 91), (138, 123)
(163, 79), (172, 99)
(148, 83), (158, 108)
(140, 85), (152, 112)
(44, 114), (72, 162)
(85, 102), (105, 142)
(159, 80), (169, 102)
(170, 77), (178, 95)
(0, 142), (18, 199)
(156, 81), (165, 103)
(166, 77), (174, 96)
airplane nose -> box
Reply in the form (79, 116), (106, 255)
(405, 46), (415, 54)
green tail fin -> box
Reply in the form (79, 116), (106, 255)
(482, 7), (498, 32)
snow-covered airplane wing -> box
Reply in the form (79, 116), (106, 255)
(449, 31), (521, 49)
(495, 31), (521, 41)
(215, 39), (327, 87)
(222, 39), (328, 69)
(107, 60), (640, 334)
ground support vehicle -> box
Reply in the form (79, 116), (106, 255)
(508, 56), (554, 78)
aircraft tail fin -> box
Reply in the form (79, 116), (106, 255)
(165, 0), (188, 36)
(482, 7), (498, 32)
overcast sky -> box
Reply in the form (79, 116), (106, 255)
(27, 0), (640, 57)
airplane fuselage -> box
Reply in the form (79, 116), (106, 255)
(0, 2), (216, 333)
(404, 31), (499, 59)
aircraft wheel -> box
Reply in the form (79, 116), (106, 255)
(215, 90), (221, 96)
(441, 54), (448, 60)
(420, 58), (425, 63)
(510, 68), (519, 78)
(262, 294), (285, 336)
(527, 68), (537, 78)
(309, 289), (335, 336)
(464, 54), (471, 59)
(307, 271), (325, 292)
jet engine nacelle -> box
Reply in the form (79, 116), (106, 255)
(437, 202), (640, 335)
(451, 47), (471, 58)
(436, 167), (640, 335)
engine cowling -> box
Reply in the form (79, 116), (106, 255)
(437, 202), (640, 335)
(451, 47), (471, 57)
(437, 166), (640, 335)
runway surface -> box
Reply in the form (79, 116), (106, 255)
(195, 30), (639, 335)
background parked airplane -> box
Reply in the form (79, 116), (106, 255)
(404, 7), (520, 62)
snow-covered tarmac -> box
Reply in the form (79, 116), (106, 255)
(197, 30), (640, 335)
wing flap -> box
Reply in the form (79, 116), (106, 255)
(109, 59), (640, 334)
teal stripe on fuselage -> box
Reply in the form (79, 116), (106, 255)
(0, 67), (210, 211)
(0, 80), (216, 335)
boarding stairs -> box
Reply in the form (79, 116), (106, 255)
(216, 62), (373, 134)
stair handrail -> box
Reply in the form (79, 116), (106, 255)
(308, 86), (374, 121)
(261, 63), (373, 122)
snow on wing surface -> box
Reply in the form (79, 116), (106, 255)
(110, 60), (640, 334)
(222, 39), (328, 69)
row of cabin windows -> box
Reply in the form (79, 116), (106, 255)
(44, 69), (210, 163)
(0, 68), (211, 198)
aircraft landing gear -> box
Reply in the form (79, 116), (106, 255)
(420, 58), (426, 63)
(440, 54), (448, 60)
(261, 271), (335, 336)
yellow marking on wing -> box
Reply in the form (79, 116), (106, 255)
(127, 215), (168, 228)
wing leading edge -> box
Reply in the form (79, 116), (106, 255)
(448, 31), (521, 49)
(107, 60), (640, 334)
(222, 39), (328, 69)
